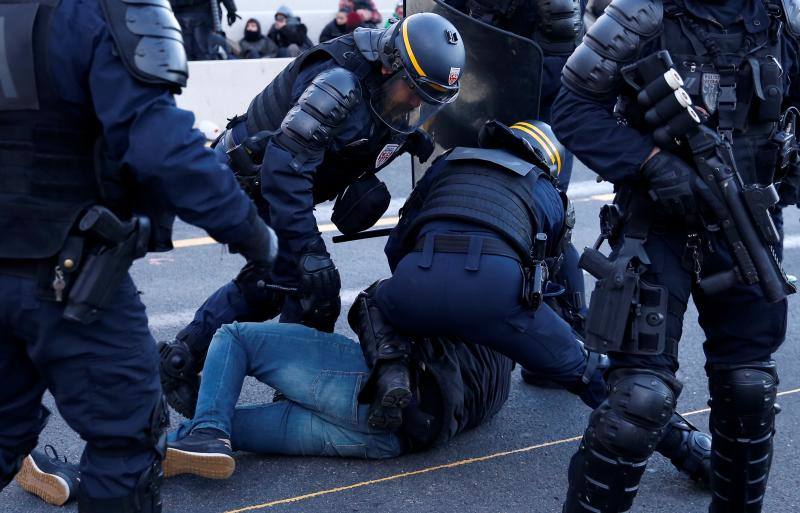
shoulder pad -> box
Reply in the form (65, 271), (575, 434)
(352, 28), (384, 62)
(781, 0), (800, 37)
(562, 0), (662, 98)
(605, 0), (663, 37)
(446, 147), (538, 177)
(100, 0), (188, 90)
(276, 68), (362, 168)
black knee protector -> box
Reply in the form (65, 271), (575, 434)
(564, 370), (679, 513)
(708, 361), (779, 512)
(593, 370), (679, 459)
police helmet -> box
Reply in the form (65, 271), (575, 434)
(478, 119), (566, 177)
(370, 13), (466, 133)
(508, 120), (566, 177)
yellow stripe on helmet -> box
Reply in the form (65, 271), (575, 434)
(510, 123), (559, 173)
(401, 18), (427, 78)
(515, 122), (562, 174)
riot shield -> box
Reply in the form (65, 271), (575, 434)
(405, 0), (544, 184)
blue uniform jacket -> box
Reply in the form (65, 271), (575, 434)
(49, 0), (260, 246)
(257, 60), (394, 260)
(551, 0), (800, 184)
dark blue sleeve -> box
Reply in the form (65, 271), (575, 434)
(784, 36), (800, 106)
(540, 56), (568, 122)
(81, 8), (259, 245)
(551, 87), (655, 184)
(260, 62), (370, 259)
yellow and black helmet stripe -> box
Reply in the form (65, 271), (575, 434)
(401, 17), (426, 78)
(509, 122), (562, 174)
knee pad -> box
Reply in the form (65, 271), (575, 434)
(708, 362), (779, 437)
(591, 370), (678, 460)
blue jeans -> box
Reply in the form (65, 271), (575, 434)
(170, 323), (403, 459)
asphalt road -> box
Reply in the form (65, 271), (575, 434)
(2, 156), (800, 513)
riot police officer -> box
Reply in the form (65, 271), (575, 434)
(159, 12), (466, 418)
(552, 0), (799, 510)
(0, 1), (276, 512)
(360, 119), (710, 481)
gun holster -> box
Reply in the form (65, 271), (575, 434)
(62, 206), (151, 324)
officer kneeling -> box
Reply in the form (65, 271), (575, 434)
(159, 12), (466, 419)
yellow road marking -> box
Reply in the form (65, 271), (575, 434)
(223, 388), (800, 512)
(171, 217), (400, 250)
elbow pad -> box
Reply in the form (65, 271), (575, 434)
(274, 67), (361, 170)
(533, 0), (584, 56)
(562, 0), (662, 99)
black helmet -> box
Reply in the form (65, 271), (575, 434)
(370, 13), (466, 133)
(478, 119), (566, 177)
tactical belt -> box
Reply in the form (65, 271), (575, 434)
(412, 233), (521, 262)
(0, 258), (48, 278)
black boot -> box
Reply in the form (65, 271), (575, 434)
(708, 362), (779, 513)
(348, 286), (413, 426)
(655, 413), (711, 484)
(158, 338), (202, 418)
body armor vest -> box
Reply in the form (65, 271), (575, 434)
(0, 0), (101, 259)
(403, 154), (546, 264)
(660, 0), (785, 184)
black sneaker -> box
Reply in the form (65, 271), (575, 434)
(15, 445), (80, 506)
(164, 428), (235, 480)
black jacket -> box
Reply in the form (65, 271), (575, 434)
(318, 20), (349, 43)
(402, 336), (514, 450)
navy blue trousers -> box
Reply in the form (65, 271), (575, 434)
(608, 225), (788, 375)
(0, 274), (162, 500)
(374, 233), (607, 408)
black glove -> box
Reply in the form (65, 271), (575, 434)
(407, 129), (435, 163)
(227, 10), (240, 26)
(641, 150), (708, 217)
(228, 209), (278, 269)
(298, 252), (341, 332)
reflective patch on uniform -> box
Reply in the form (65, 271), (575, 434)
(448, 67), (461, 85)
(375, 144), (400, 169)
(702, 72), (720, 114)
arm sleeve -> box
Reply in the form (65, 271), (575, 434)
(89, 27), (259, 246)
(551, 87), (655, 183)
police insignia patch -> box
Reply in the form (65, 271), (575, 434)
(702, 72), (720, 114)
(448, 67), (461, 86)
(375, 144), (400, 169)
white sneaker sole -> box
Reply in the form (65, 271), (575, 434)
(15, 455), (71, 506)
(163, 448), (235, 480)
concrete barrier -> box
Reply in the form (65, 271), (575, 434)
(175, 58), (293, 128)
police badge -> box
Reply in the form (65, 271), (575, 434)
(375, 144), (400, 169)
(702, 72), (721, 114)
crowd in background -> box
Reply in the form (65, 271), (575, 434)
(170, 0), (403, 61)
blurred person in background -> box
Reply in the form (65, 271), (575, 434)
(268, 6), (313, 57)
(339, 0), (382, 27)
(385, 1), (403, 27)
(319, 9), (353, 43)
(239, 18), (278, 58)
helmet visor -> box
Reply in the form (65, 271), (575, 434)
(369, 70), (458, 134)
